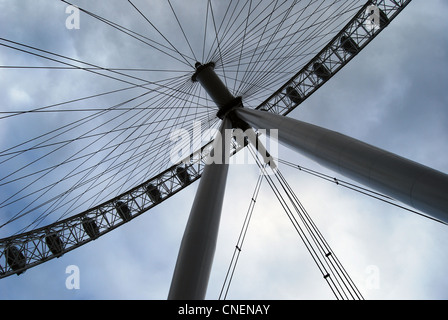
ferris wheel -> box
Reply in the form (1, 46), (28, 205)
(1, 0), (446, 299)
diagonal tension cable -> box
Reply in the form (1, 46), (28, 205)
(277, 158), (448, 226)
(246, 144), (364, 300)
(219, 172), (264, 300)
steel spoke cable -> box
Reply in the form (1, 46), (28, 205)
(0, 93), (160, 224)
(39, 78), (204, 217)
(0, 100), (124, 160)
(59, 0), (194, 67)
(201, 0), (210, 63)
(218, 0), (314, 59)
(204, 0), (240, 64)
(0, 105), (214, 117)
(53, 76), (207, 215)
(0, 74), (204, 120)
(0, 129), (170, 192)
(209, 0), (284, 67)
(0, 92), (191, 175)
(0, 65), (188, 72)
(132, 78), (202, 184)
(237, 0), (298, 96)
(150, 111), (221, 183)
(0, 107), (212, 193)
(127, 0), (194, 68)
(236, 0), (346, 97)
(6, 110), (212, 232)
(232, 0), (253, 95)
(145, 79), (206, 182)
(0, 80), (151, 121)
(0, 38), (154, 89)
(0, 73), (188, 175)
(241, 1), (360, 97)
(2, 105), (215, 233)
(118, 110), (218, 196)
(230, 0), (283, 94)
(237, 17), (352, 100)
(0, 38), (207, 105)
(87, 77), (199, 205)
(223, 0), (358, 66)
(216, 0), (306, 71)
(206, 0), (254, 71)
(0, 72), (202, 159)
(53, 109), (216, 227)
(218, 49), (316, 75)
(207, 0), (229, 88)
(236, 0), (326, 96)
(127, 82), (217, 184)
(233, 0), (320, 96)
(123, 116), (214, 196)
(0, 89), (156, 185)
(221, 0), (341, 60)
(0, 75), (201, 219)
(217, 0), (345, 66)
(51, 102), (171, 224)
(215, 0), (360, 99)
(167, 0), (197, 62)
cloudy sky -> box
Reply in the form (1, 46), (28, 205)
(0, 0), (448, 300)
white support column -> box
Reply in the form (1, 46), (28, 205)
(234, 108), (448, 223)
(168, 118), (232, 300)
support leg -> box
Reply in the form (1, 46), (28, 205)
(168, 118), (232, 300)
(234, 108), (448, 223)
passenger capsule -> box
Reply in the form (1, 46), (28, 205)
(115, 201), (131, 222)
(340, 35), (359, 55)
(378, 8), (390, 27)
(176, 166), (191, 186)
(45, 233), (64, 257)
(285, 86), (303, 104)
(146, 184), (162, 203)
(5, 246), (26, 275)
(313, 62), (331, 81)
(82, 218), (100, 240)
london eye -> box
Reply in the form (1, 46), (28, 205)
(1, 0), (448, 300)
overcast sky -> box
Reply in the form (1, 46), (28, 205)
(1, 0), (448, 300)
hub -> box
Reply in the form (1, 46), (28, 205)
(192, 62), (243, 119)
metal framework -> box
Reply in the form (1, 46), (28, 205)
(0, 140), (213, 277)
(0, 131), (248, 278)
(256, 0), (411, 116)
(0, 0), (412, 281)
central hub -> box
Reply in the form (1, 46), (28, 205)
(192, 62), (243, 119)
